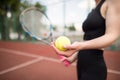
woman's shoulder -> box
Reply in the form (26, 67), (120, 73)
(100, 1), (108, 19)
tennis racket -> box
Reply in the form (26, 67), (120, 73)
(19, 7), (70, 67)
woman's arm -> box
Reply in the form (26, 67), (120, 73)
(80, 0), (120, 50)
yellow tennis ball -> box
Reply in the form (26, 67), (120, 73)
(55, 36), (71, 51)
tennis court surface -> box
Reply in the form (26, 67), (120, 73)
(0, 41), (120, 80)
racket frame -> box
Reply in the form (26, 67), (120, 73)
(19, 7), (54, 44)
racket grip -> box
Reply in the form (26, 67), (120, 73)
(59, 55), (70, 67)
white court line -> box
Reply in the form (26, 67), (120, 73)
(0, 48), (39, 58)
(0, 48), (120, 75)
(0, 48), (62, 63)
(0, 58), (43, 75)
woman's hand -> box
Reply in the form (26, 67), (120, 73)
(60, 52), (78, 64)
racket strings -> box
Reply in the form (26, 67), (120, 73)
(21, 9), (51, 39)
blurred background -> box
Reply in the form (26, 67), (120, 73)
(0, 0), (120, 51)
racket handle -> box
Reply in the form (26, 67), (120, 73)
(59, 55), (70, 67)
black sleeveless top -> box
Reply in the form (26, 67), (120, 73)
(82, 0), (105, 40)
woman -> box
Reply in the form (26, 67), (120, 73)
(52, 0), (120, 80)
